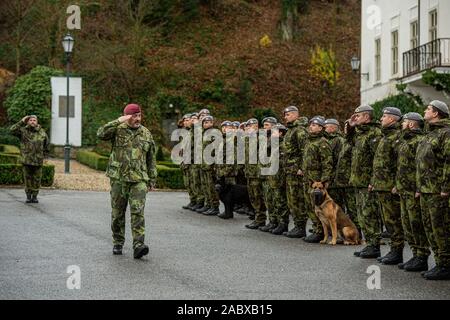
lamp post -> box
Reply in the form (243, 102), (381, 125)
(351, 56), (369, 81)
(62, 34), (74, 174)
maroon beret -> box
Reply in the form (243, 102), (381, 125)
(124, 104), (141, 115)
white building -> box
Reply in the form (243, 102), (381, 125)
(360, 0), (450, 106)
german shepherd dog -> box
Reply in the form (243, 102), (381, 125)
(311, 182), (360, 246)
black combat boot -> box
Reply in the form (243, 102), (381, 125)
(354, 247), (367, 257)
(204, 207), (219, 216)
(245, 221), (265, 230)
(218, 211), (233, 220)
(31, 194), (39, 204)
(359, 245), (381, 259)
(133, 244), (149, 259)
(381, 249), (403, 265)
(272, 223), (288, 235)
(113, 245), (123, 255)
(191, 203), (203, 211)
(303, 233), (323, 244)
(423, 266), (450, 280)
(182, 202), (194, 210)
(259, 222), (277, 233)
(404, 256), (428, 272)
(26, 193), (32, 204)
(196, 206), (210, 213)
(284, 226), (306, 238)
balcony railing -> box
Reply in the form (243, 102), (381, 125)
(403, 38), (450, 77)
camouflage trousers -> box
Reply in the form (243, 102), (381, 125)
(110, 179), (147, 249)
(23, 165), (42, 196)
(181, 165), (195, 203)
(268, 175), (289, 225)
(355, 189), (381, 247)
(189, 165), (205, 205)
(247, 178), (267, 224)
(262, 179), (275, 224)
(329, 188), (359, 230)
(201, 169), (219, 208)
(377, 192), (404, 251)
(285, 175), (308, 228)
(304, 186), (323, 235)
(399, 193), (430, 258)
(420, 194), (450, 267)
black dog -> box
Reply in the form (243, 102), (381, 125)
(215, 179), (251, 220)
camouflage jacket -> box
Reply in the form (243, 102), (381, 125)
(10, 120), (49, 166)
(268, 136), (286, 187)
(283, 119), (308, 175)
(416, 119), (450, 194)
(325, 131), (345, 188)
(97, 120), (157, 185)
(371, 124), (402, 191)
(302, 132), (333, 183)
(216, 133), (238, 178)
(244, 132), (261, 179)
(395, 128), (424, 193)
(202, 127), (218, 171)
(334, 135), (353, 188)
(349, 122), (382, 188)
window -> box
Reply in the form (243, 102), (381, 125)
(429, 10), (438, 43)
(392, 30), (399, 75)
(410, 20), (418, 49)
(375, 38), (381, 82)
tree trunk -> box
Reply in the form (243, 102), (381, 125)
(280, 0), (299, 41)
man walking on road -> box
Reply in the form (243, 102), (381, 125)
(97, 104), (157, 259)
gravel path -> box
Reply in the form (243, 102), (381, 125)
(47, 158), (110, 191)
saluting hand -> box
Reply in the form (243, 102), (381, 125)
(118, 115), (132, 123)
(22, 116), (30, 123)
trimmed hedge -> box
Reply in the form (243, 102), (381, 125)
(156, 165), (184, 189)
(0, 164), (55, 186)
(0, 128), (20, 147)
(0, 153), (20, 164)
(0, 144), (20, 154)
(76, 150), (109, 171)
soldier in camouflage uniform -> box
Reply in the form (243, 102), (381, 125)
(10, 115), (49, 204)
(301, 117), (333, 243)
(371, 107), (404, 265)
(259, 117), (279, 233)
(97, 104), (157, 259)
(187, 113), (205, 212)
(245, 118), (267, 229)
(282, 106), (309, 238)
(348, 105), (383, 259)
(216, 121), (238, 186)
(267, 124), (290, 235)
(395, 112), (430, 272)
(416, 100), (450, 280)
(179, 114), (197, 210)
(198, 115), (220, 216)
(324, 119), (345, 208)
(334, 121), (359, 231)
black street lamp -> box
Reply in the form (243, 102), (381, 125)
(351, 56), (369, 81)
(62, 34), (74, 174)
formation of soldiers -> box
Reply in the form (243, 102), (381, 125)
(179, 101), (450, 281)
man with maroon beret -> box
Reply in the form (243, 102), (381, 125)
(97, 103), (157, 259)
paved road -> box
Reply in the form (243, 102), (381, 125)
(0, 188), (449, 300)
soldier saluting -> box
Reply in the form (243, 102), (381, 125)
(10, 115), (49, 204)
(97, 104), (157, 259)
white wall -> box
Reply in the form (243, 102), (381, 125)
(50, 77), (82, 147)
(360, 0), (450, 105)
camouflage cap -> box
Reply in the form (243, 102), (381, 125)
(221, 120), (233, 127)
(283, 106), (299, 114)
(383, 106), (402, 118)
(429, 100), (449, 116)
(202, 115), (214, 122)
(324, 119), (340, 126)
(28, 115), (38, 120)
(247, 118), (259, 125)
(199, 109), (210, 116)
(309, 117), (325, 127)
(354, 105), (374, 114)
(262, 117), (278, 124)
(403, 112), (424, 123)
